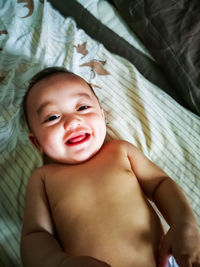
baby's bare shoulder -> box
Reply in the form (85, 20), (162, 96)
(27, 164), (65, 194)
(106, 139), (136, 152)
(28, 164), (56, 185)
(27, 166), (45, 187)
(30, 165), (46, 177)
(31, 163), (64, 176)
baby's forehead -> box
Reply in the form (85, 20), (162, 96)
(32, 72), (80, 89)
(30, 73), (86, 95)
(27, 72), (96, 106)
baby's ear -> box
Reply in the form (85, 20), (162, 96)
(28, 133), (43, 154)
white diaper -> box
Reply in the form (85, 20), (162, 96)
(167, 256), (179, 267)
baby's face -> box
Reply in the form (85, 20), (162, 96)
(26, 73), (106, 164)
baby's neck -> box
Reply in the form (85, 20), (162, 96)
(43, 154), (56, 165)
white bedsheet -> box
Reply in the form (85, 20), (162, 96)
(0, 1), (199, 266)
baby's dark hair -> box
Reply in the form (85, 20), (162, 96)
(23, 66), (97, 130)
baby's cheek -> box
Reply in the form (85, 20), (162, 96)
(42, 129), (60, 150)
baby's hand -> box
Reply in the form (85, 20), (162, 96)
(60, 255), (111, 267)
(158, 222), (200, 267)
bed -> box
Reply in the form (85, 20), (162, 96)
(0, 0), (199, 266)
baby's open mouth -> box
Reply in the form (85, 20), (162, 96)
(66, 133), (90, 146)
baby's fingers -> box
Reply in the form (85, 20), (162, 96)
(174, 256), (192, 267)
(174, 240), (200, 267)
(172, 251), (200, 267)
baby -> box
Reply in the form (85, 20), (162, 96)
(20, 67), (200, 267)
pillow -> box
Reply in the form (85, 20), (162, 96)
(111, 0), (200, 116)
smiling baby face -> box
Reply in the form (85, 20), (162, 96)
(25, 72), (106, 164)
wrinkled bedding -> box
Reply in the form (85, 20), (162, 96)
(109, 0), (200, 116)
(0, 1), (199, 266)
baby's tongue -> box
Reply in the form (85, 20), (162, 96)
(68, 134), (86, 144)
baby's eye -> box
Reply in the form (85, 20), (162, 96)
(46, 115), (60, 122)
(77, 105), (89, 111)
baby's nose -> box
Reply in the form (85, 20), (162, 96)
(63, 115), (81, 130)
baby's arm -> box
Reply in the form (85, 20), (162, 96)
(20, 168), (110, 267)
(20, 168), (68, 266)
(126, 141), (200, 267)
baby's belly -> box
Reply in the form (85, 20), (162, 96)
(53, 189), (163, 267)
(67, 215), (161, 267)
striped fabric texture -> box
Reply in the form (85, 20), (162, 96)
(0, 1), (199, 266)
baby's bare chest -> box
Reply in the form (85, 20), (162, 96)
(45, 159), (138, 219)
(43, 146), (146, 230)
(44, 160), (150, 255)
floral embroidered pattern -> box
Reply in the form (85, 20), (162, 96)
(80, 59), (110, 77)
(74, 42), (88, 58)
(74, 41), (110, 78)
(17, 0), (34, 18)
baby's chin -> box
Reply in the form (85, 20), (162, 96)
(64, 150), (100, 165)
(43, 152), (96, 165)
